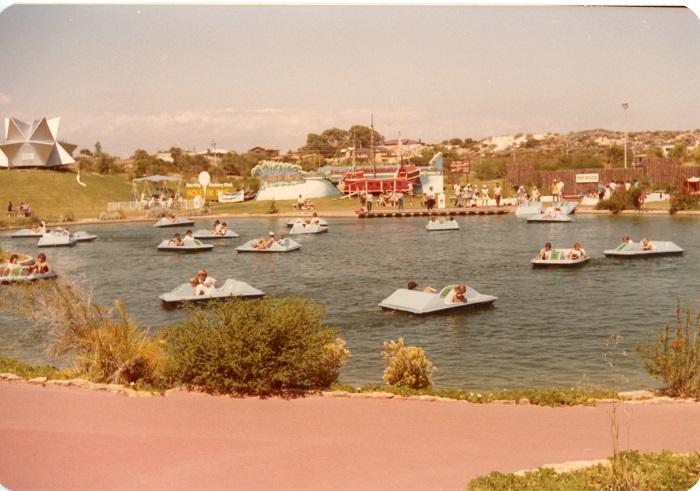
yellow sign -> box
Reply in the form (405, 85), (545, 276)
(185, 182), (235, 199)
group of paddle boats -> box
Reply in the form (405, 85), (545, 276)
(11, 222), (97, 247)
(531, 236), (684, 267)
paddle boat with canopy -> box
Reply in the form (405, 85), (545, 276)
(379, 284), (497, 315)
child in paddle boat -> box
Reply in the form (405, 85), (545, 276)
(407, 281), (437, 293)
(195, 270), (216, 295)
(219, 222), (228, 235)
(169, 214), (177, 223)
(450, 284), (467, 303)
(1, 254), (23, 276)
(538, 242), (553, 260)
(430, 214), (437, 223)
(253, 232), (276, 249)
(641, 238), (655, 251)
(311, 212), (320, 225)
(212, 220), (221, 234)
(183, 229), (195, 244)
(567, 242), (587, 260)
(28, 253), (51, 275)
(621, 235), (633, 246)
(169, 233), (184, 246)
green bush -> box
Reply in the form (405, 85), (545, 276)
(595, 188), (644, 214)
(466, 451), (700, 490)
(382, 338), (436, 390)
(163, 298), (350, 395)
(669, 189), (700, 215)
(637, 304), (700, 398)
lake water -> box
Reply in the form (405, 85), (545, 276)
(1, 214), (698, 391)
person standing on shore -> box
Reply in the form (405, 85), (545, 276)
(493, 183), (502, 207)
(481, 184), (489, 206)
(397, 191), (404, 210)
(365, 193), (373, 212)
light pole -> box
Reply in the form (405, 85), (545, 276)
(621, 103), (629, 169)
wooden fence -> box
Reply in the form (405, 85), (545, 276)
(506, 159), (700, 194)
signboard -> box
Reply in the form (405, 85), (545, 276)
(576, 173), (599, 183)
(450, 161), (471, 173)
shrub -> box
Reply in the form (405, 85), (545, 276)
(382, 338), (436, 390)
(595, 188), (645, 214)
(669, 189), (700, 215)
(0, 281), (163, 385)
(636, 303), (700, 398)
(163, 298), (350, 395)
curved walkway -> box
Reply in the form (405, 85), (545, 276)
(1, 382), (699, 490)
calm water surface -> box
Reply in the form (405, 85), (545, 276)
(1, 214), (698, 390)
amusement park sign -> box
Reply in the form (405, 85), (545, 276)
(575, 173), (599, 183)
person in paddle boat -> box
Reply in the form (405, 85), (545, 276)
(27, 253), (51, 275)
(253, 232), (276, 249)
(212, 220), (222, 234)
(448, 284), (468, 303)
(621, 235), (634, 247)
(538, 242), (553, 260)
(1, 254), (24, 276)
(566, 242), (588, 260)
(429, 214), (437, 223)
(168, 214), (178, 223)
(219, 222), (228, 236)
(641, 238), (655, 251)
(407, 281), (437, 293)
(449, 216), (456, 223)
(192, 269), (216, 295)
(183, 229), (196, 245)
(311, 212), (320, 225)
(169, 233), (184, 246)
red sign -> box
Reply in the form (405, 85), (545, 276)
(450, 161), (471, 173)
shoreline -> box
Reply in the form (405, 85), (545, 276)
(2, 206), (698, 231)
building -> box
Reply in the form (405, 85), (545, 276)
(0, 116), (76, 168)
(248, 146), (280, 159)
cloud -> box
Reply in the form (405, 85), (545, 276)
(0, 93), (12, 106)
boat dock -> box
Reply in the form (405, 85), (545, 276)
(357, 206), (512, 218)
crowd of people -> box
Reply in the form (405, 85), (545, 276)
(142, 194), (183, 210)
(7, 201), (32, 218)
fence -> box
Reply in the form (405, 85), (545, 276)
(506, 159), (700, 194)
(107, 200), (197, 212)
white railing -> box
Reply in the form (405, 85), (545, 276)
(107, 200), (197, 211)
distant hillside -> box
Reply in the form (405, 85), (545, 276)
(0, 170), (132, 221)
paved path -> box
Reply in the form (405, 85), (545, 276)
(1, 382), (699, 490)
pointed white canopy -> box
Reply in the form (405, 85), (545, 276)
(0, 116), (75, 168)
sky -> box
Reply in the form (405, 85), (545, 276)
(0, 5), (698, 156)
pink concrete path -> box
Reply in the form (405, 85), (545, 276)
(1, 382), (699, 491)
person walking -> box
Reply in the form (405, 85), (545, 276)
(493, 183), (502, 207)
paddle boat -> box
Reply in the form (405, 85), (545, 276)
(287, 218), (328, 228)
(237, 237), (302, 253)
(604, 240), (684, 258)
(531, 248), (590, 267)
(0, 270), (57, 284)
(192, 229), (240, 239)
(153, 216), (195, 228)
(159, 279), (264, 306)
(37, 230), (77, 247)
(426, 217), (459, 231)
(526, 210), (573, 223)
(379, 284), (497, 315)
(288, 220), (328, 235)
(556, 201), (578, 215)
(157, 239), (213, 253)
(71, 231), (97, 242)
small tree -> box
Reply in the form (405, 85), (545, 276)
(382, 338), (436, 390)
(637, 304), (700, 398)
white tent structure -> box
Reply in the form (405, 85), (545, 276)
(0, 116), (76, 168)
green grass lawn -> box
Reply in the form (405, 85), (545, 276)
(0, 169), (133, 221)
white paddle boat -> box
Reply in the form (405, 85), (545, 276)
(237, 237), (302, 253)
(531, 248), (590, 267)
(192, 229), (240, 239)
(71, 231), (97, 242)
(288, 221), (328, 235)
(0, 270), (57, 284)
(159, 279), (264, 305)
(11, 228), (46, 238)
(426, 218), (459, 231)
(604, 240), (684, 258)
(287, 218), (328, 227)
(527, 211), (573, 223)
(157, 239), (213, 253)
(153, 217), (195, 228)
(515, 201), (543, 218)
(379, 284), (497, 315)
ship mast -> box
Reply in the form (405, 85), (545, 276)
(370, 113), (376, 178)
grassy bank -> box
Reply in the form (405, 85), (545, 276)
(467, 450), (700, 490)
(0, 355), (64, 379)
(0, 169), (132, 221)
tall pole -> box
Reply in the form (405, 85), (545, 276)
(623, 104), (628, 169)
(370, 114), (376, 178)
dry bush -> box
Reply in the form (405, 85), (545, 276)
(0, 280), (163, 385)
(382, 338), (437, 390)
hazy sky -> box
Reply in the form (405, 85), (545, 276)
(0, 5), (698, 156)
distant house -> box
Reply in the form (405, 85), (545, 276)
(156, 152), (174, 163)
(248, 146), (280, 159)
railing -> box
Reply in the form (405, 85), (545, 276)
(107, 200), (197, 211)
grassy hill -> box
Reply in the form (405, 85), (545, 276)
(0, 169), (132, 221)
